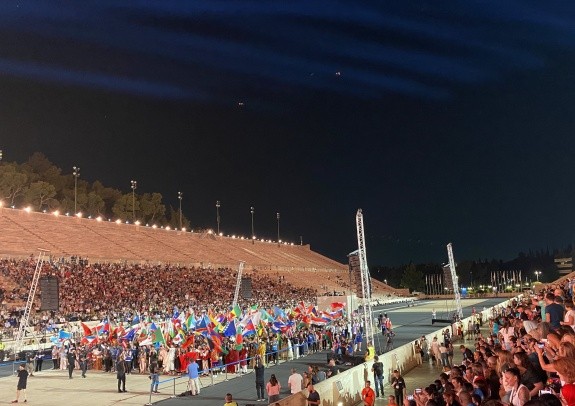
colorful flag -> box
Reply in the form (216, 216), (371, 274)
(223, 320), (237, 337)
(242, 320), (256, 336)
(152, 327), (167, 346)
(230, 304), (242, 320)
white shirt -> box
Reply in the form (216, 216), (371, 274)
(288, 373), (303, 394)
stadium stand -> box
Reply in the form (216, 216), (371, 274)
(0, 207), (399, 300)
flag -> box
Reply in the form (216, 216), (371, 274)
(242, 320), (256, 336)
(80, 335), (98, 345)
(273, 306), (286, 320)
(186, 314), (197, 330)
(223, 320), (237, 337)
(182, 334), (195, 349)
(140, 337), (153, 346)
(81, 322), (93, 336)
(97, 322), (110, 335)
(152, 327), (167, 346)
(261, 309), (274, 323)
(330, 302), (345, 311)
(208, 331), (223, 354)
(59, 330), (72, 340)
(122, 328), (136, 342)
(196, 315), (210, 332)
(230, 304), (242, 320)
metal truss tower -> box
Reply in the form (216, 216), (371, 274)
(356, 209), (374, 346)
(232, 261), (245, 308)
(447, 243), (463, 319)
(14, 249), (49, 359)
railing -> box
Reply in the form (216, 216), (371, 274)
(144, 341), (315, 405)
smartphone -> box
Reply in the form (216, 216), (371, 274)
(540, 389), (552, 395)
(408, 395), (414, 400)
(537, 343), (545, 348)
(415, 389), (422, 393)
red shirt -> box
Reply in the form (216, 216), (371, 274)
(362, 387), (376, 406)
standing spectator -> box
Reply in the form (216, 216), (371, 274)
(116, 353), (127, 393)
(266, 374), (281, 404)
(79, 348), (88, 378)
(421, 337), (429, 362)
(306, 383), (320, 406)
(11, 364), (28, 404)
(34, 350), (44, 372)
(372, 355), (384, 398)
(562, 301), (575, 331)
(362, 380), (376, 406)
(545, 293), (564, 330)
(254, 356), (266, 402)
(385, 330), (395, 352)
(25, 351), (35, 377)
(67, 348), (76, 379)
(288, 368), (303, 395)
(51, 345), (59, 369)
(187, 355), (200, 396)
(149, 350), (160, 394)
(414, 341), (423, 365)
(391, 369), (406, 406)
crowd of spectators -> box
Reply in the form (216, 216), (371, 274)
(409, 279), (575, 406)
(0, 257), (317, 339)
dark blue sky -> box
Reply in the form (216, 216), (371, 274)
(1, 1), (575, 265)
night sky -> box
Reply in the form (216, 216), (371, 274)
(1, 1), (575, 266)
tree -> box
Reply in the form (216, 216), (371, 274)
(0, 163), (28, 205)
(85, 192), (105, 216)
(112, 193), (140, 221)
(92, 181), (122, 217)
(23, 181), (56, 210)
(400, 263), (425, 292)
(167, 205), (190, 229)
(140, 193), (166, 224)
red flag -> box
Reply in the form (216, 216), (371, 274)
(81, 322), (93, 337)
(330, 302), (345, 311)
(182, 335), (195, 349)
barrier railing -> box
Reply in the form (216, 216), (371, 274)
(141, 342), (314, 405)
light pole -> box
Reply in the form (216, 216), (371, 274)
(276, 212), (280, 246)
(178, 192), (183, 230)
(216, 200), (221, 234)
(130, 180), (137, 221)
(250, 206), (255, 244)
(73, 166), (80, 214)
(534, 271), (541, 282)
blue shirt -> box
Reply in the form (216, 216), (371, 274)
(187, 362), (199, 379)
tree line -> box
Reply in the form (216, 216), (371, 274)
(374, 247), (566, 292)
(0, 152), (191, 229)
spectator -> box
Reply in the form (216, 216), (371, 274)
(361, 380), (376, 406)
(288, 367), (303, 395)
(224, 393), (239, 406)
(266, 374), (281, 404)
